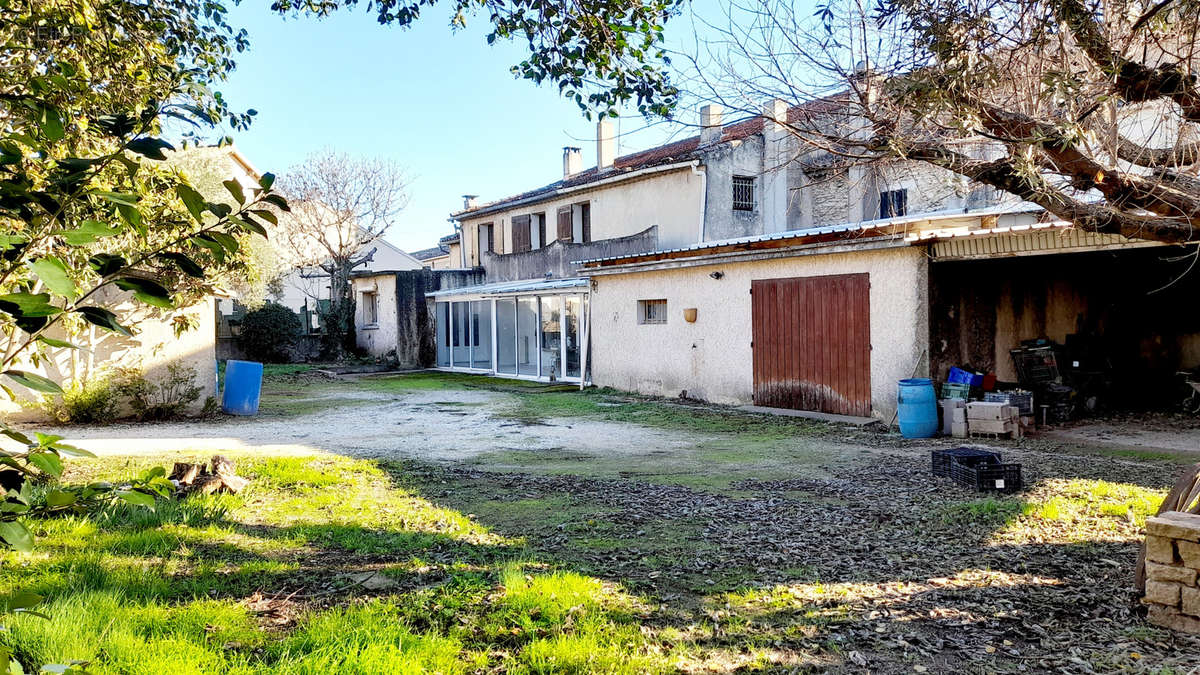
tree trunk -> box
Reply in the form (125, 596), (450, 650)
(320, 261), (358, 360)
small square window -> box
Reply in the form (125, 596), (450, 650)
(880, 189), (908, 218)
(638, 299), (667, 325)
(732, 175), (755, 211)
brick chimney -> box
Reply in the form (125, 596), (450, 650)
(700, 104), (723, 145)
(563, 146), (582, 177)
(596, 119), (616, 171)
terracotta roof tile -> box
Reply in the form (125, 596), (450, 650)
(455, 94), (851, 217)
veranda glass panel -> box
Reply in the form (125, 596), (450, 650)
(496, 299), (517, 375)
(452, 301), (471, 368)
(435, 302), (450, 367)
(564, 296), (581, 379)
(540, 296), (562, 380)
(471, 301), (492, 369)
(517, 297), (539, 376)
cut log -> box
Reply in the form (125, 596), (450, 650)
(211, 455), (236, 477)
(192, 475), (226, 495)
(220, 474), (249, 494)
(170, 462), (202, 485)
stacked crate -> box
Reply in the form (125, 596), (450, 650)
(966, 401), (1022, 439)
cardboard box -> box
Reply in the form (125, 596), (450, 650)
(969, 418), (1013, 434)
(967, 401), (1012, 421)
(952, 407), (966, 423)
(951, 421), (968, 438)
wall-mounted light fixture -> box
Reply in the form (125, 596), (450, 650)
(709, 271), (724, 280)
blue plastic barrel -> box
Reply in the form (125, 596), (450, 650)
(222, 360), (264, 416)
(897, 378), (939, 438)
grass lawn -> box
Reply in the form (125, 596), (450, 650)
(6, 372), (1200, 672)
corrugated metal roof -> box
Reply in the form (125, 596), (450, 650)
(426, 277), (589, 298)
(573, 204), (1043, 266)
(925, 222), (1164, 259)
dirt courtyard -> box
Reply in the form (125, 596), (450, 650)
(32, 370), (1200, 671)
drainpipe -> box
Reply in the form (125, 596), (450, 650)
(449, 218), (465, 268)
(691, 160), (707, 243)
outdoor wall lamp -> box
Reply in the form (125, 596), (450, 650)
(709, 271), (724, 280)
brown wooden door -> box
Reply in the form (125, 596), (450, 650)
(751, 273), (871, 416)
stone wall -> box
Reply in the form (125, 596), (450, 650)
(1143, 512), (1200, 632)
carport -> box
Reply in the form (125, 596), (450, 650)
(924, 224), (1200, 411)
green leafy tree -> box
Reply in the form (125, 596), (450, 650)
(0, 2), (284, 651)
(270, 0), (685, 118)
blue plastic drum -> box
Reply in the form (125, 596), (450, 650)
(897, 378), (939, 438)
(222, 360), (264, 416)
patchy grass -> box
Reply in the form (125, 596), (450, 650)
(360, 371), (557, 393)
(0, 453), (681, 674)
(940, 496), (1026, 527)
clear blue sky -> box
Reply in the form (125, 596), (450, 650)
(217, 3), (694, 252)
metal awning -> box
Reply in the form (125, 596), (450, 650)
(425, 277), (589, 299)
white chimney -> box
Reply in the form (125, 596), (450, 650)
(563, 146), (583, 177)
(596, 119), (616, 171)
(462, 194), (478, 210)
(700, 104), (723, 145)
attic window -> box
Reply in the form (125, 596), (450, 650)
(732, 175), (755, 211)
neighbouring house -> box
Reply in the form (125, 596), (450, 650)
(409, 233), (464, 270)
(277, 235), (424, 336)
(194, 145), (425, 359)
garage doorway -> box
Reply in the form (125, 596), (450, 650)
(751, 273), (871, 416)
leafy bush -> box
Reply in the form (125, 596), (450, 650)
(115, 363), (204, 421)
(40, 375), (122, 424)
(237, 301), (304, 363)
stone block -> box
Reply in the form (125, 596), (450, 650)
(1148, 605), (1200, 634)
(1146, 535), (1178, 564)
(1183, 586), (1200, 617)
(1179, 540), (1200, 567)
(1147, 512), (1200, 541)
(1147, 561), (1198, 586)
(1145, 580), (1182, 607)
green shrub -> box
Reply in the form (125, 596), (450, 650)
(40, 375), (122, 424)
(237, 301), (303, 363)
(115, 363), (204, 421)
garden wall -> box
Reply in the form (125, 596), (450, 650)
(1143, 512), (1200, 632)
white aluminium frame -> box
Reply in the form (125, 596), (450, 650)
(438, 292), (588, 383)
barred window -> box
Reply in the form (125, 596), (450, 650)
(638, 299), (668, 325)
(880, 189), (908, 218)
(732, 175), (755, 211)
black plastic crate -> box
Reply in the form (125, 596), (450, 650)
(931, 447), (1000, 477)
(984, 391), (1034, 416)
(950, 461), (1023, 493)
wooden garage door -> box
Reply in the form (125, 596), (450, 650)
(751, 273), (871, 416)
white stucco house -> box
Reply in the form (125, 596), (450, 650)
(372, 99), (1190, 421)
